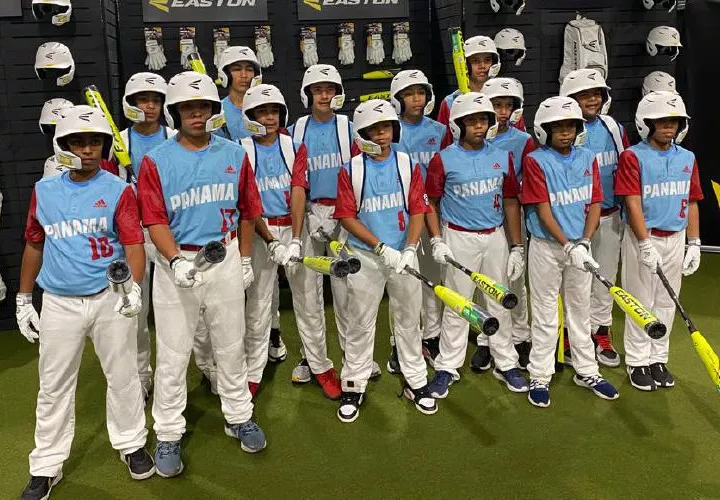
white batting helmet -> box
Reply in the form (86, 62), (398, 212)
(635, 91), (689, 144)
(123, 72), (167, 123)
(390, 69), (435, 116)
(300, 64), (345, 110)
(489, 0), (525, 15)
(464, 36), (501, 78)
(494, 28), (526, 66)
(449, 92), (498, 140)
(642, 71), (677, 96)
(646, 26), (682, 61)
(533, 96), (586, 146)
(643, 0), (676, 13)
(217, 46), (262, 89)
(35, 42), (75, 87)
(39, 98), (73, 134)
(482, 77), (524, 125)
(242, 84), (288, 137)
(353, 99), (401, 156)
(560, 68), (612, 115)
(53, 105), (114, 170)
(164, 72), (224, 132)
(32, 0), (72, 26)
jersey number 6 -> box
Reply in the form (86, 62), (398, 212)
(89, 236), (113, 260)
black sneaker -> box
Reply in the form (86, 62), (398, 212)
(21, 472), (62, 500)
(470, 345), (492, 372)
(386, 345), (401, 375)
(592, 326), (621, 368)
(649, 362), (675, 388)
(268, 328), (287, 363)
(422, 336), (441, 367)
(627, 366), (657, 391)
(403, 384), (438, 415)
(337, 391), (364, 423)
(514, 341), (531, 370)
(122, 447), (156, 480)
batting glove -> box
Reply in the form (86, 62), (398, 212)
(374, 242), (401, 270)
(430, 236), (454, 264)
(282, 237), (303, 267)
(170, 256), (203, 288)
(307, 213), (336, 242)
(16, 293), (40, 343)
(506, 245), (525, 282)
(302, 38), (319, 68)
(367, 36), (385, 65)
(114, 282), (142, 318)
(145, 40), (167, 71)
(682, 238), (701, 276)
(392, 32), (412, 64)
(566, 240), (598, 271)
(241, 256), (254, 290)
(396, 246), (417, 274)
(256, 36), (275, 69)
(338, 34), (355, 66)
(268, 240), (288, 265)
(213, 39), (229, 69)
(638, 239), (662, 274)
(179, 38), (196, 70)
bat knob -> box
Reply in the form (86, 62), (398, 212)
(347, 257), (362, 274)
(331, 259), (350, 278)
(646, 321), (668, 339)
(203, 241), (227, 265)
(482, 317), (500, 336)
(501, 293), (518, 310)
(106, 260), (131, 284)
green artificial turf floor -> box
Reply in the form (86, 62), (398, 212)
(2, 255), (720, 499)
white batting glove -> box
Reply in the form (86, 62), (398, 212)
(241, 256), (254, 290)
(268, 240), (288, 265)
(395, 246), (417, 274)
(180, 38), (196, 70)
(114, 282), (142, 318)
(367, 36), (385, 65)
(16, 293), (40, 343)
(375, 242), (401, 270)
(256, 36), (275, 68)
(282, 238), (303, 267)
(302, 38), (319, 68)
(307, 213), (336, 242)
(0, 275), (6, 303)
(214, 39), (229, 69)
(430, 236), (454, 265)
(170, 256), (203, 288)
(338, 34), (355, 66)
(145, 40), (167, 71)
(506, 245), (526, 282)
(393, 32), (412, 64)
(682, 239), (701, 276)
(638, 239), (662, 274)
(565, 240), (599, 271)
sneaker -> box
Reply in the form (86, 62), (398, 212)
(268, 328), (287, 363)
(428, 370), (454, 399)
(337, 391), (364, 423)
(493, 368), (529, 393)
(370, 360), (382, 379)
(315, 368), (342, 400)
(225, 420), (267, 453)
(422, 336), (441, 367)
(122, 448), (156, 480)
(592, 326), (621, 368)
(649, 362), (675, 388)
(291, 359), (312, 384)
(386, 346), (401, 375)
(154, 440), (183, 478)
(20, 472), (62, 500)
(627, 366), (657, 392)
(573, 374), (619, 400)
(528, 380), (550, 408)
(563, 330), (573, 367)
(248, 382), (260, 399)
(514, 341), (531, 370)
(470, 345), (492, 372)
(403, 384), (438, 415)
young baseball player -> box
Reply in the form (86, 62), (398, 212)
(560, 69), (631, 368)
(387, 69), (449, 372)
(39, 98), (74, 179)
(17, 105), (154, 500)
(476, 77), (536, 371)
(424, 93), (526, 398)
(334, 99), (436, 423)
(137, 71), (267, 477)
(521, 96), (619, 408)
(615, 91), (702, 391)
(241, 84), (342, 401)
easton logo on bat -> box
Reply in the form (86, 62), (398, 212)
(471, 276), (507, 302)
(612, 289), (657, 323)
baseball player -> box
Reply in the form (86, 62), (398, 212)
(17, 105), (154, 500)
(334, 99), (436, 423)
(615, 91), (702, 391)
(424, 93), (527, 398)
(39, 98), (74, 179)
(475, 77), (536, 371)
(137, 71), (267, 477)
(240, 84), (342, 400)
(560, 69), (631, 369)
(520, 96), (619, 408)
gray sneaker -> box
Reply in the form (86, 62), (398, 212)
(155, 440), (183, 478)
(292, 358), (312, 383)
(225, 420), (267, 453)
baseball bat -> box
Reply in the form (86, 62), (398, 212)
(556, 295), (565, 371)
(83, 85), (135, 182)
(291, 255), (350, 278)
(187, 240), (227, 279)
(187, 51), (207, 76)
(347, 91), (391, 104)
(404, 266), (499, 336)
(445, 257), (517, 310)
(585, 264), (667, 339)
(449, 27), (470, 94)
(318, 228), (361, 274)
(657, 267), (720, 395)
(106, 260), (133, 308)
(347, 69), (401, 80)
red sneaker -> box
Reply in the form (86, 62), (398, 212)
(248, 382), (260, 399)
(315, 368), (341, 400)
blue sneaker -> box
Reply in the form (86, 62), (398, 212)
(154, 440), (183, 478)
(528, 380), (550, 408)
(428, 370), (454, 399)
(493, 368), (529, 393)
(225, 420), (267, 453)
(573, 374), (619, 400)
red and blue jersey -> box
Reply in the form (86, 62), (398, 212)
(394, 116), (449, 181)
(583, 118), (630, 210)
(488, 125), (535, 184)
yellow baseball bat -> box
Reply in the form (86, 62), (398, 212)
(361, 69), (400, 80)
(556, 295), (565, 369)
(445, 257), (517, 309)
(290, 255), (350, 278)
(347, 91), (391, 104)
(449, 27), (470, 94)
(318, 229), (361, 274)
(188, 52), (207, 75)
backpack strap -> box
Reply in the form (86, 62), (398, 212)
(350, 155), (365, 213)
(292, 116), (309, 144)
(240, 137), (256, 172)
(395, 151), (412, 212)
(597, 115), (625, 155)
(336, 114), (352, 164)
(278, 134), (296, 175)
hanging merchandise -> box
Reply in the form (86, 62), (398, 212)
(301, 26), (319, 68)
(39, 98), (73, 134)
(642, 0), (677, 12)
(494, 28), (526, 66)
(646, 26), (682, 61)
(338, 22), (355, 66)
(213, 27), (230, 71)
(144, 27), (167, 71)
(32, 0), (72, 26)
(255, 25), (275, 69)
(180, 26), (198, 70)
(35, 42), (75, 87)
(366, 23), (385, 65)
(392, 22), (412, 65)
(558, 15), (608, 84)
(489, 0), (525, 15)
(642, 70), (677, 96)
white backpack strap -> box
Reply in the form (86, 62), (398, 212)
(292, 116), (309, 144)
(396, 152), (412, 212)
(350, 155), (365, 212)
(336, 114), (352, 164)
(279, 134), (296, 175)
(240, 137), (256, 172)
(165, 126), (177, 138)
(598, 115), (625, 155)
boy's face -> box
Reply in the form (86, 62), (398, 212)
(66, 132), (105, 170)
(399, 85), (427, 118)
(229, 62), (256, 92)
(133, 91), (163, 124)
(254, 103), (281, 136)
(574, 88), (603, 120)
(366, 121), (394, 150)
(467, 53), (494, 83)
(491, 96), (514, 127)
(309, 82), (337, 114)
(550, 119), (578, 150)
(461, 112), (490, 145)
(650, 117), (680, 145)
(177, 100), (212, 137)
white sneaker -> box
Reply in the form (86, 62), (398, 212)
(292, 359), (312, 384)
(370, 361), (382, 379)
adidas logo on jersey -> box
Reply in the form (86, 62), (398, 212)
(683, 165), (692, 173)
(583, 169), (591, 177)
(225, 165), (236, 174)
(492, 162), (502, 169)
(94, 199), (107, 208)
(427, 137), (437, 145)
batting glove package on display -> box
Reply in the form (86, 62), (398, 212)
(392, 22), (412, 65)
(338, 22), (355, 66)
(179, 26), (197, 70)
(366, 23), (385, 65)
(255, 25), (275, 69)
(144, 27), (167, 71)
(213, 27), (230, 71)
(301, 27), (319, 68)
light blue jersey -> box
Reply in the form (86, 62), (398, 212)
(395, 116), (446, 181)
(128, 127), (168, 175)
(251, 138), (303, 218)
(218, 96), (252, 141)
(489, 125), (534, 183)
(584, 119), (625, 209)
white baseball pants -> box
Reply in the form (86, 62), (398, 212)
(590, 211), (623, 331)
(30, 290), (148, 477)
(621, 227), (684, 366)
(136, 234), (156, 390)
(152, 244), (253, 442)
(418, 228), (443, 340)
(527, 237), (600, 383)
